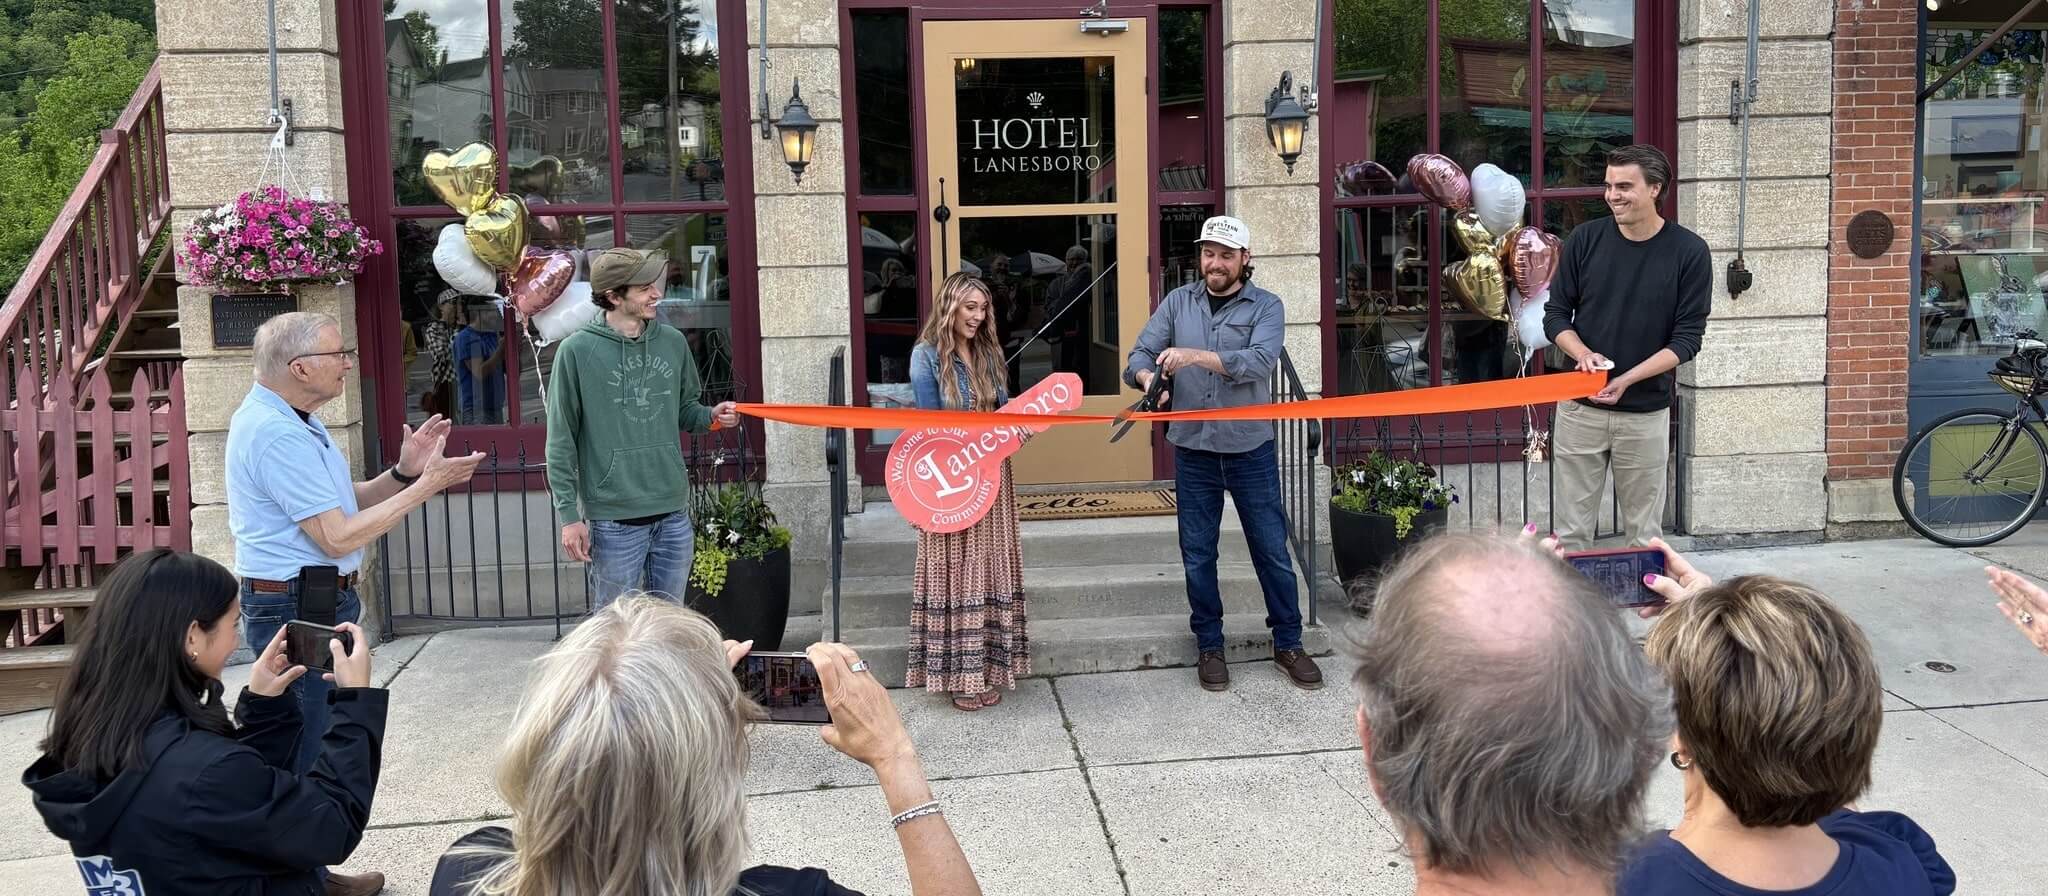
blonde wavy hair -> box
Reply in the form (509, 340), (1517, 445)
(915, 271), (1006, 411)
(454, 596), (758, 896)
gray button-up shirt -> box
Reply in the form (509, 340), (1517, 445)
(1124, 279), (1283, 453)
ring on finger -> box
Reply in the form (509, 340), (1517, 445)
(2023, 611), (2036, 626)
(849, 660), (870, 673)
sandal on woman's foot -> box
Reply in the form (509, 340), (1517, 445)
(978, 689), (1002, 707)
(951, 694), (982, 712)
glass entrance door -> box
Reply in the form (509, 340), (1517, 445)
(923, 18), (1153, 484)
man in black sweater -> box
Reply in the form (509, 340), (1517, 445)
(1543, 144), (1709, 550)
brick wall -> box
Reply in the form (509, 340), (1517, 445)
(1828, 0), (1915, 483)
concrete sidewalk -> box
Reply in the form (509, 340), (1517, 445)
(5, 533), (2048, 894)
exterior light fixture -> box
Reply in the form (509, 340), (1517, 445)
(775, 79), (818, 184)
(1264, 70), (1310, 175)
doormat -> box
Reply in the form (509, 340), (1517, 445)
(1017, 490), (1177, 521)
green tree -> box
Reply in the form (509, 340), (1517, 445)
(0, 17), (154, 294)
(0, 0), (153, 121)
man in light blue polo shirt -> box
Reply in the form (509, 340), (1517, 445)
(227, 312), (483, 778)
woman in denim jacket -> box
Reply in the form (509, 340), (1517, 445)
(905, 273), (1030, 712)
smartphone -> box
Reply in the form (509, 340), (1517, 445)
(297, 565), (339, 625)
(1564, 547), (1668, 609)
(737, 652), (832, 725)
(284, 620), (355, 673)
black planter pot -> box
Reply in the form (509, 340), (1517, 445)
(686, 546), (792, 651)
(1329, 502), (1449, 596)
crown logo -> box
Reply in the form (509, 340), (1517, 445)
(1026, 91), (1045, 109)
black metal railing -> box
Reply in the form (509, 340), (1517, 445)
(1272, 349), (1325, 625)
(373, 425), (761, 639)
(825, 347), (848, 642)
(1326, 391), (1684, 542)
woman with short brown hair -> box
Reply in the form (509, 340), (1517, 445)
(1621, 574), (1954, 895)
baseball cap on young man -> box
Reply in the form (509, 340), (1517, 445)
(1195, 215), (1251, 251)
(589, 248), (669, 296)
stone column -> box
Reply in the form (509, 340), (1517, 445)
(747, 0), (849, 568)
(1221, 1), (1324, 396)
(1674, 0), (1834, 540)
(158, 1), (378, 635)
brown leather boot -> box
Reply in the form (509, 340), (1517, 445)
(324, 870), (386, 896)
(1274, 649), (1324, 690)
(1197, 650), (1230, 691)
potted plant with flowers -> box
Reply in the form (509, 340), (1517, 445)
(685, 484), (794, 649)
(178, 186), (382, 291)
(1330, 452), (1458, 599)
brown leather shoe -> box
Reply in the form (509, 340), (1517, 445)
(1274, 649), (1324, 690)
(1197, 650), (1230, 691)
(324, 870), (386, 896)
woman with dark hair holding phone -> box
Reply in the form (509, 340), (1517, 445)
(22, 549), (389, 896)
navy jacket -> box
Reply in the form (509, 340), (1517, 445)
(23, 688), (388, 896)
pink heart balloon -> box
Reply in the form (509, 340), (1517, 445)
(1406, 153), (1471, 210)
(1503, 226), (1562, 298)
(1338, 160), (1397, 197)
(509, 250), (576, 317)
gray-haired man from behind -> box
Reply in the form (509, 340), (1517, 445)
(1348, 533), (1672, 895)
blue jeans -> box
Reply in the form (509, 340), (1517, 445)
(1175, 441), (1303, 652)
(238, 582), (362, 776)
(587, 510), (694, 610)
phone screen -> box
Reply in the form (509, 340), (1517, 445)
(1564, 549), (1668, 609)
(738, 653), (831, 725)
(284, 620), (354, 672)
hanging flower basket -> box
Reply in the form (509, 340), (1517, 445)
(178, 186), (383, 291)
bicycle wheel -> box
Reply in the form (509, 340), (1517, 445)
(1893, 408), (2048, 547)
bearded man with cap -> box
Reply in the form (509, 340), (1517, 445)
(1125, 216), (1322, 692)
(546, 247), (740, 608)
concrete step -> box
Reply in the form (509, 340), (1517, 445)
(828, 561), (1279, 628)
(838, 500), (1251, 578)
(837, 613), (1332, 687)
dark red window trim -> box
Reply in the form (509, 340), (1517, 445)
(1316, 0), (1679, 461)
(339, 0), (764, 481)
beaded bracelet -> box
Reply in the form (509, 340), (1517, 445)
(890, 800), (942, 828)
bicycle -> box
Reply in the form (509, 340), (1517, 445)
(1893, 329), (2048, 546)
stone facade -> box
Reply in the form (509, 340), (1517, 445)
(1826, 0), (1915, 527)
(157, 0), (382, 638)
(1674, 0), (1834, 538)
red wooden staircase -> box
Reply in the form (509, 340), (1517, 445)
(1, 60), (191, 713)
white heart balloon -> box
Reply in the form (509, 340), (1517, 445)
(1471, 164), (1528, 239)
(432, 223), (498, 295)
(532, 281), (598, 343)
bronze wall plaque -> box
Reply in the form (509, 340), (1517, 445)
(210, 293), (298, 348)
(1846, 210), (1895, 259)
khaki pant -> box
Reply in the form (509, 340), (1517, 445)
(1552, 401), (1669, 551)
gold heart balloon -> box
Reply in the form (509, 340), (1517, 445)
(1444, 254), (1510, 322)
(421, 142), (499, 215)
(1451, 208), (1497, 256)
(464, 194), (529, 271)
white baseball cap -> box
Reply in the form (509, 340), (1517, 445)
(1194, 215), (1251, 251)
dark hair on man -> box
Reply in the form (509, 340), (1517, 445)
(1605, 144), (1672, 195)
(592, 289), (618, 311)
(1345, 534), (1672, 877)
(42, 550), (239, 779)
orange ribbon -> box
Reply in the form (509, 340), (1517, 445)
(734, 370), (1605, 430)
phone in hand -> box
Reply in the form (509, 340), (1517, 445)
(1564, 547), (1668, 609)
(284, 620), (355, 673)
(737, 652), (832, 725)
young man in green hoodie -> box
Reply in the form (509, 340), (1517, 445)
(547, 247), (739, 607)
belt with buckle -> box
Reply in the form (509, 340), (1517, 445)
(243, 572), (359, 594)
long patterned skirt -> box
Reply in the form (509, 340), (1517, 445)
(906, 459), (1030, 694)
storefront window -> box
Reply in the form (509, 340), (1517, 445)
(628, 213), (738, 404)
(959, 215), (1120, 395)
(1327, 0), (1645, 398)
(1921, 20), (2048, 356)
(1160, 204), (1213, 290)
(501, 0), (612, 206)
(364, 0), (756, 465)
(859, 212), (919, 445)
(853, 12), (914, 196)
(1158, 8), (1210, 192)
